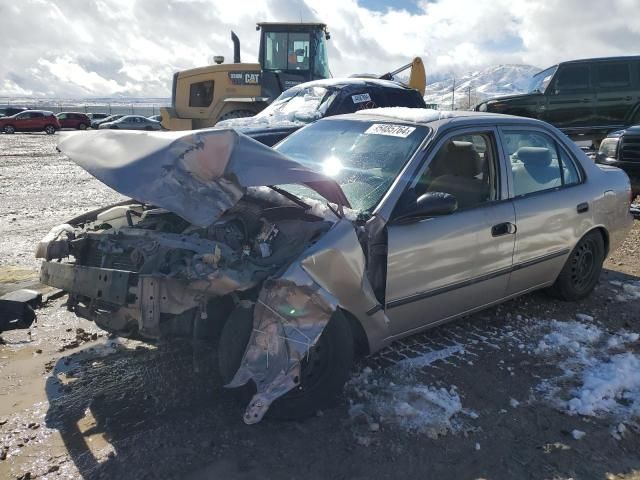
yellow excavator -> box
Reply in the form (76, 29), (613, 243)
(161, 22), (426, 131)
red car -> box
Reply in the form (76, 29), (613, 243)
(0, 110), (61, 134)
(56, 112), (91, 130)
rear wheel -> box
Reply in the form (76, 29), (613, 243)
(219, 109), (256, 122)
(3, 125), (16, 134)
(546, 230), (605, 301)
(218, 305), (354, 420)
(44, 125), (56, 135)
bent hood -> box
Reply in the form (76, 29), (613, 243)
(57, 128), (350, 227)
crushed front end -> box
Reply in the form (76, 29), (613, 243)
(37, 197), (333, 340)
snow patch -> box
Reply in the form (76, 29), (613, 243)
(355, 107), (456, 124)
(609, 279), (640, 301)
(530, 316), (640, 425)
(566, 353), (640, 417)
(217, 84), (333, 130)
(347, 345), (473, 438)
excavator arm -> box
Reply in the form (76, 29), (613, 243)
(378, 57), (426, 96)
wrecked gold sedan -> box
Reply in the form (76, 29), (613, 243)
(37, 108), (632, 424)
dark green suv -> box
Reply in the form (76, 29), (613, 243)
(476, 56), (640, 142)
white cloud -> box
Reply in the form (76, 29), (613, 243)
(0, 0), (638, 98)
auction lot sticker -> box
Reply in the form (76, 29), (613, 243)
(352, 93), (372, 104)
(364, 123), (416, 137)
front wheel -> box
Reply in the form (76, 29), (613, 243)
(546, 231), (605, 301)
(218, 305), (354, 420)
(44, 125), (56, 135)
(3, 125), (16, 134)
(78, 123), (88, 130)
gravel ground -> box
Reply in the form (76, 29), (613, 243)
(1, 132), (640, 480)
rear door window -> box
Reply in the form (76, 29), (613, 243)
(596, 62), (631, 89)
(502, 130), (581, 197)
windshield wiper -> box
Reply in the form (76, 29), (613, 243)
(268, 185), (311, 210)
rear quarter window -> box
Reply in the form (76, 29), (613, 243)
(384, 89), (426, 108)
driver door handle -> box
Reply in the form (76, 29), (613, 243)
(492, 222), (517, 237)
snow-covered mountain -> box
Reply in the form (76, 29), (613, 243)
(423, 64), (541, 109)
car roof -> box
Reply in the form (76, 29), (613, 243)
(21, 110), (54, 115)
(560, 55), (640, 65)
(288, 77), (416, 92)
(342, 107), (534, 125)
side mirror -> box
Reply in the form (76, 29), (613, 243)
(394, 191), (458, 222)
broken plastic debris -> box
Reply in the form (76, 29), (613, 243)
(571, 429), (586, 440)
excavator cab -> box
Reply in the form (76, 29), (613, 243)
(257, 22), (331, 102)
(161, 22), (332, 131)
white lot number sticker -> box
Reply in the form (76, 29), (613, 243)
(351, 93), (372, 104)
(364, 123), (416, 138)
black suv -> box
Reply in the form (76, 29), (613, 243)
(596, 125), (640, 195)
(476, 56), (640, 142)
(217, 78), (426, 146)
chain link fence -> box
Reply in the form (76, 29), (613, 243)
(0, 98), (170, 117)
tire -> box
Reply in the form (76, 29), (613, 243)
(110, 125), (119, 129)
(546, 230), (605, 301)
(78, 123), (88, 130)
(144, 126), (153, 131)
(218, 305), (354, 420)
(219, 109), (256, 122)
(3, 125), (16, 134)
(44, 125), (56, 135)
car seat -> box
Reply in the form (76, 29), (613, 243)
(425, 141), (488, 209)
(511, 147), (561, 196)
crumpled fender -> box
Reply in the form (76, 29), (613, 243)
(227, 219), (390, 424)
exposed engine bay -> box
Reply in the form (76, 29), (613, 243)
(38, 193), (333, 340)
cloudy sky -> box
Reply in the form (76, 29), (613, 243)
(1, 0), (639, 98)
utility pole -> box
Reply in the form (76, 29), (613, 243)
(468, 86), (471, 110)
(451, 77), (456, 110)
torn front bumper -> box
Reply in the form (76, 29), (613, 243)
(39, 261), (202, 338)
(40, 262), (134, 306)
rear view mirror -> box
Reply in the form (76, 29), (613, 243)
(394, 191), (458, 222)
